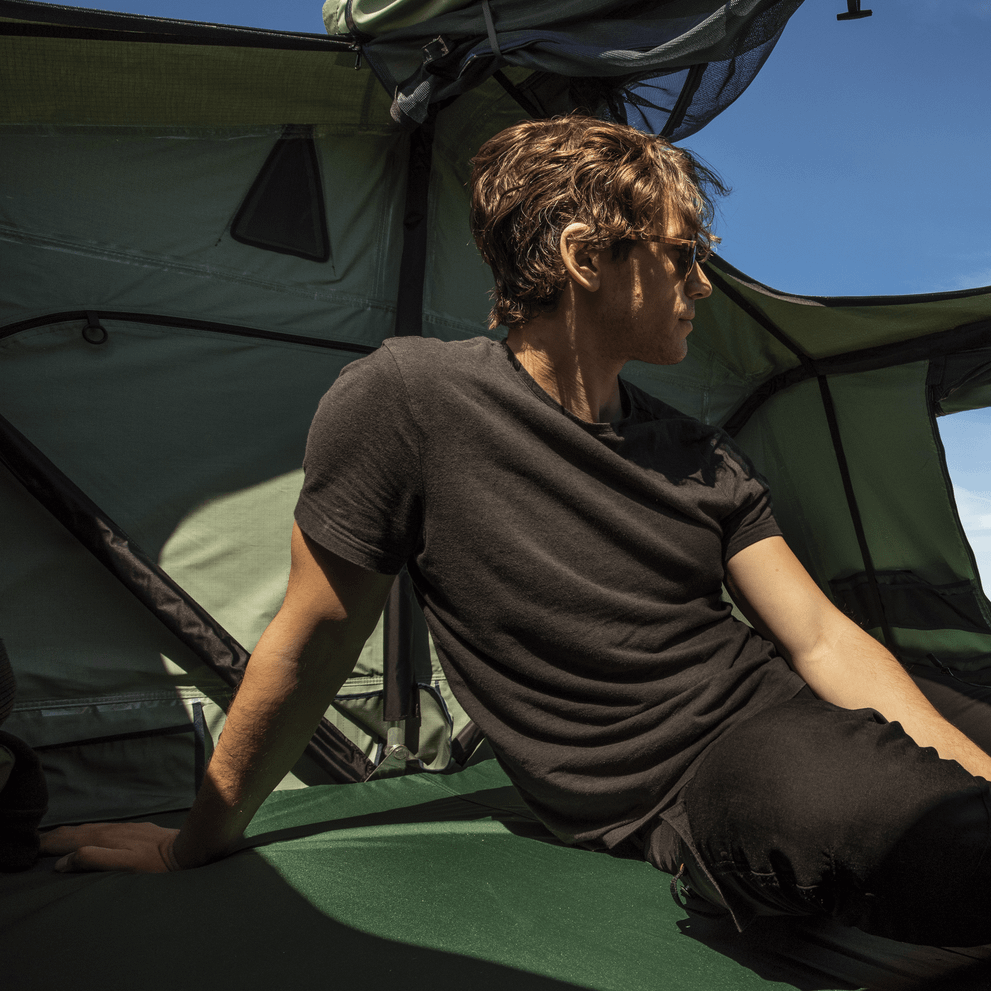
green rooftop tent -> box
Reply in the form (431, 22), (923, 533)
(2, 1), (991, 988)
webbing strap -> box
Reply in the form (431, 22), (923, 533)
(393, 109), (437, 338)
(383, 571), (417, 722)
(481, 0), (501, 58)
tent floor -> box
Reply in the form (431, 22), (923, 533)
(3, 761), (990, 990)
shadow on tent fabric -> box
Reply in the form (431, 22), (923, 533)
(675, 908), (991, 991)
(151, 785), (991, 990)
(9, 768), (991, 991)
(1, 850), (594, 991)
(234, 784), (546, 853)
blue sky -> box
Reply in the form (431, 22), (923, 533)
(71, 0), (991, 584)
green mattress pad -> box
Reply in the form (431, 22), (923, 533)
(2, 761), (990, 990)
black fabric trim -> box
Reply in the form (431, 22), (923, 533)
(0, 638), (14, 727)
(705, 263), (810, 365)
(830, 571), (990, 636)
(0, 2), (351, 51)
(0, 311), (376, 355)
(0, 21), (348, 50)
(26, 716), (376, 790)
(709, 253), (991, 309)
(191, 700), (206, 794)
(231, 125), (331, 263)
(450, 720), (485, 767)
(815, 376), (895, 650)
(307, 722), (375, 782)
(492, 69), (542, 118)
(929, 342), (991, 414)
(925, 363), (991, 629)
(394, 109), (439, 338)
(721, 319), (991, 437)
(0, 411), (251, 686)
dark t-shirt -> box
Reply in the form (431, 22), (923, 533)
(295, 336), (805, 849)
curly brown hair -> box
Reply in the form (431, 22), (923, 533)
(470, 115), (726, 330)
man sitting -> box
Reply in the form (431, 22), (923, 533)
(42, 116), (991, 947)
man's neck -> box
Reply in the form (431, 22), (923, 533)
(505, 312), (624, 424)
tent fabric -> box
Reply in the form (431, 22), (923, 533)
(2, 14), (991, 987)
(6, 761), (991, 990)
(326, 0), (806, 134)
(0, 23), (364, 127)
(637, 258), (991, 670)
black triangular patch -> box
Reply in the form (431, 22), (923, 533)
(231, 125), (330, 262)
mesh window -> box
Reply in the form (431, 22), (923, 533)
(231, 125), (331, 263)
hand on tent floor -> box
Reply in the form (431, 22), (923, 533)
(40, 821), (181, 873)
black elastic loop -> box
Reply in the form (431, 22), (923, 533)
(82, 312), (108, 345)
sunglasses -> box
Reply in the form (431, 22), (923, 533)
(640, 234), (708, 277)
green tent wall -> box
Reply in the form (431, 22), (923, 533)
(5, 5), (991, 990)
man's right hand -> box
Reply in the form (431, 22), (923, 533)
(39, 528), (394, 877)
(40, 821), (182, 873)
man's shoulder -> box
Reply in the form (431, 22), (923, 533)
(338, 334), (500, 392)
(367, 334), (506, 393)
(379, 334), (499, 366)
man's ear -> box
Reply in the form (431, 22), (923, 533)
(559, 223), (602, 292)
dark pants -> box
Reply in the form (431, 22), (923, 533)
(644, 685), (991, 947)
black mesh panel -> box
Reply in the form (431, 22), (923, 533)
(231, 125), (330, 262)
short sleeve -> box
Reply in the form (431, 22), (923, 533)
(294, 344), (423, 574)
(717, 436), (783, 562)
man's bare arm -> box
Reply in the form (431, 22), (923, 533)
(726, 535), (991, 780)
(40, 523), (395, 872)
